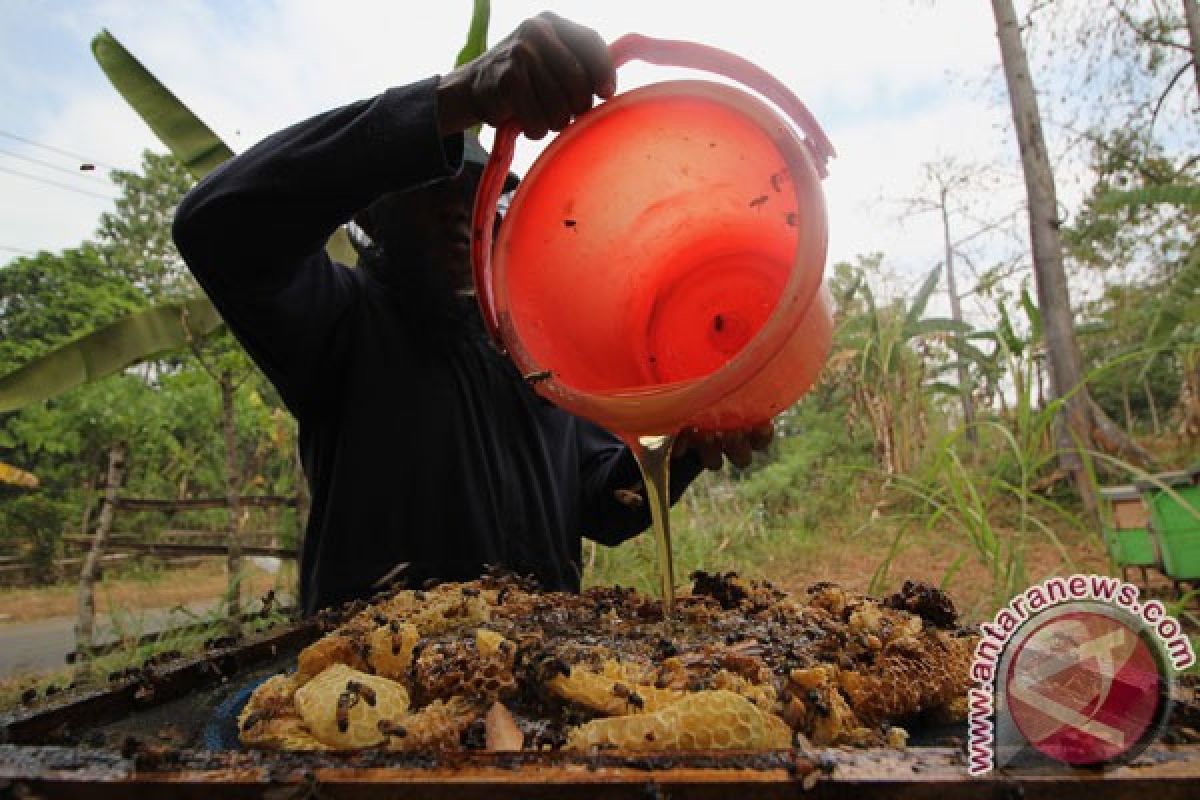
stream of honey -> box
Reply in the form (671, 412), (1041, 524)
(630, 433), (677, 625)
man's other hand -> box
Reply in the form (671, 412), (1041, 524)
(437, 12), (616, 140)
(675, 423), (775, 471)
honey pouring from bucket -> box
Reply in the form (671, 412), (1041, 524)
(471, 33), (836, 625)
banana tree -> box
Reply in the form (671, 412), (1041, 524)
(834, 263), (971, 474)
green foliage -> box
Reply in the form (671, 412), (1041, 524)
(831, 257), (980, 474)
(1065, 133), (1200, 432)
(0, 147), (296, 577)
(0, 246), (146, 374)
(1, 494), (70, 584)
(96, 151), (196, 300)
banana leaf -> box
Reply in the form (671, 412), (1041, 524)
(902, 265), (942, 335)
(91, 29), (356, 265)
(455, 0), (491, 67)
(0, 297), (222, 413)
(454, 0), (490, 137)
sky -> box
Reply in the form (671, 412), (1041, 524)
(0, 0), (1053, 316)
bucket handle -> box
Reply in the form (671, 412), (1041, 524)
(472, 33), (836, 349)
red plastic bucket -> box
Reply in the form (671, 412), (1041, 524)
(472, 35), (835, 437)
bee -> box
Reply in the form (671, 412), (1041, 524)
(335, 690), (358, 733)
(242, 695), (290, 732)
(541, 656), (572, 679)
(612, 683), (644, 711)
(378, 720), (408, 738)
(346, 680), (377, 707)
(523, 369), (553, 385)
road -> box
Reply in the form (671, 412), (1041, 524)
(0, 601), (220, 677)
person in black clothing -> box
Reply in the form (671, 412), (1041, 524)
(172, 13), (771, 616)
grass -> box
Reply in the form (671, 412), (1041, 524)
(0, 559), (281, 625)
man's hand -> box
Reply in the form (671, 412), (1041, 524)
(675, 423), (775, 471)
(437, 12), (616, 140)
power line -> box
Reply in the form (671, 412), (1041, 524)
(0, 244), (36, 256)
(0, 148), (114, 185)
(0, 164), (116, 201)
(0, 129), (125, 172)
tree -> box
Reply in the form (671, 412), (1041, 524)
(0, 246), (146, 375)
(992, 0), (1103, 516)
(96, 151), (196, 301)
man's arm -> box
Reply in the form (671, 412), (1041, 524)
(173, 79), (463, 415)
(173, 12), (615, 416)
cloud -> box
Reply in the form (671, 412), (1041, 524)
(3, 0), (1017, 296)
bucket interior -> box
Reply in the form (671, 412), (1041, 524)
(496, 83), (810, 397)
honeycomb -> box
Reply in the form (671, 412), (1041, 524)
(382, 696), (477, 751)
(293, 664), (411, 749)
(295, 634), (368, 683)
(237, 674), (326, 750)
(838, 629), (974, 724)
(412, 633), (517, 704)
(366, 621), (420, 680)
(240, 574), (978, 753)
(546, 659), (684, 715)
(565, 691), (793, 751)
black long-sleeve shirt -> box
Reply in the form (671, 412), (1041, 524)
(172, 78), (702, 614)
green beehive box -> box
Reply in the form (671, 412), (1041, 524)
(1099, 485), (1158, 568)
(1137, 470), (1200, 581)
